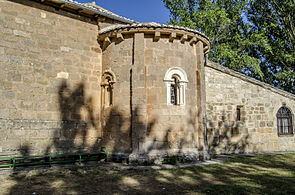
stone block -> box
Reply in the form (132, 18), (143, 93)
(7, 72), (21, 81)
(0, 47), (4, 54)
(0, 55), (9, 62)
(13, 30), (30, 38)
(260, 121), (266, 127)
(265, 128), (273, 133)
(2, 90), (15, 99)
(267, 121), (274, 127)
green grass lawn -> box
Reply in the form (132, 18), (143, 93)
(1, 153), (295, 194)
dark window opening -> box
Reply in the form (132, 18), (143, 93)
(237, 107), (241, 121)
(170, 76), (179, 105)
(103, 77), (113, 107)
(277, 106), (293, 135)
(170, 84), (176, 105)
(106, 82), (113, 106)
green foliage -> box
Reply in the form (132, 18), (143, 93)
(162, 156), (193, 164)
(162, 0), (263, 78)
(162, 0), (295, 93)
(248, 0), (295, 93)
(163, 156), (179, 165)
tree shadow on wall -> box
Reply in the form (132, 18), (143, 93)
(44, 80), (101, 154)
(100, 106), (132, 159)
(9, 82), (257, 195)
(144, 109), (202, 160)
(18, 79), (137, 160)
(206, 111), (250, 156)
(16, 80), (251, 159)
(16, 80), (101, 162)
(9, 104), (295, 194)
(15, 80), (135, 164)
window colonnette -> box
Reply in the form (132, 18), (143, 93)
(101, 69), (116, 107)
(164, 67), (188, 106)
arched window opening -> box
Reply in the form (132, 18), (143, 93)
(276, 106), (293, 135)
(104, 77), (113, 106)
(102, 70), (116, 108)
(171, 75), (180, 105)
(164, 67), (188, 106)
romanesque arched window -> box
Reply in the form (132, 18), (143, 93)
(276, 106), (293, 135)
(164, 67), (188, 106)
(102, 70), (116, 107)
(170, 75), (180, 105)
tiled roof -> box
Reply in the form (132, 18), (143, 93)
(99, 22), (210, 41)
(80, 1), (136, 23)
(48, 0), (135, 23)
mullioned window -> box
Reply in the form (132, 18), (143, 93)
(277, 106), (293, 135)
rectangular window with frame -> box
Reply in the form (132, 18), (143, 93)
(236, 106), (242, 121)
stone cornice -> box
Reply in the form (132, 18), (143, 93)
(99, 23), (209, 39)
(98, 23), (211, 53)
(206, 61), (295, 100)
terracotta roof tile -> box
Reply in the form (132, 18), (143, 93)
(99, 22), (210, 41)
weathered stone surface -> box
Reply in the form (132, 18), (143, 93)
(0, 0), (121, 155)
(205, 62), (295, 154)
(1, 0), (294, 161)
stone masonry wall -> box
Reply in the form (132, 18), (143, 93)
(0, 0), (119, 155)
(100, 35), (133, 154)
(205, 62), (295, 154)
(4, 0), (292, 159)
(144, 35), (200, 154)
(99, 31), (207, 158)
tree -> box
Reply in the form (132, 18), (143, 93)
(248, 0), (295, 93)
(162, 0), (295, 93)
(162, 0), (263, 77)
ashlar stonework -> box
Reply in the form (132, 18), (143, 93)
(0, 0), (294, 162)
(205, 62), (295, 154)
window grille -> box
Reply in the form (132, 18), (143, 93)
(276, 106), (293, 135)
(170, 84), (176, 105)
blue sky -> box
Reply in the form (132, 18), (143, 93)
(78, 0), (171, 24)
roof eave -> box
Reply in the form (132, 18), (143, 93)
(38, 0), (135, 24)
